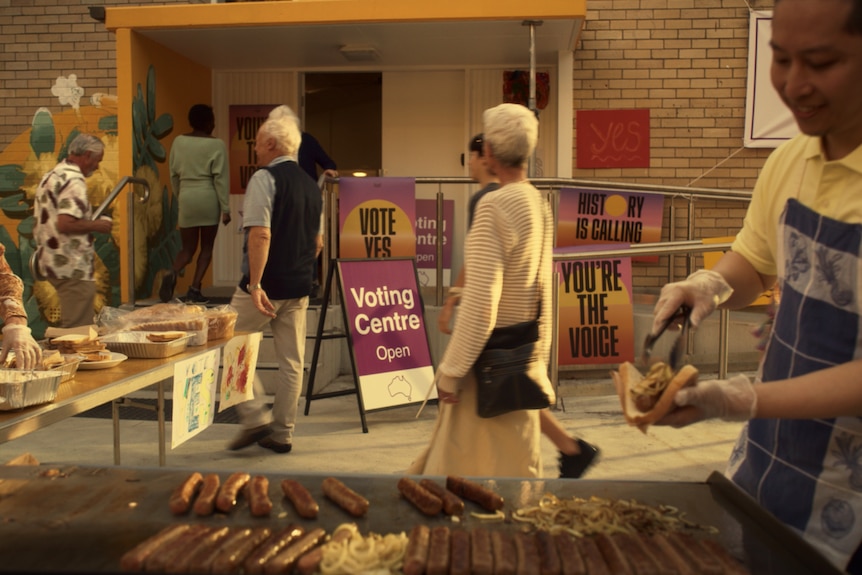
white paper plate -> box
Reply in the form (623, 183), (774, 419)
(77, 352), (128, 370)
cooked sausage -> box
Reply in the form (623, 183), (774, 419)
(144, 524), (212, 573)
(243, 525), (305, 575)
(419, 478), (465, 516)
(398, 476), (443, 516)
(246, 475), (273, 517)
(491, 530), (517, 575)
(646, 534), (695, 575)
(192, 473), (220, 516)
(698, 538), (751, 575)
(613, 533), (660, 575)
(446, 475), (504, 512)
(426, 526), (451, 575)
(169, 471), (203, 515)
(263, 527), (327, 575)
(665, 533), (724, 575)
(172, 526), (231, 573)
(515, 531), (541, 575)
(119, 524), (191, 572)
(281, 478), (320, 519)
(295, 523), (356, 575)
(449, 528), (472, 575)
(206, 527), (272, 574)
(534, 530), (561, 575)
(216, 471), (251, 513)
(594, 533), (633, 575)
(321, 477), (370, 517)
(403, 524), (431, 575)
(471, 527), (494, 575)
(553, 532), (585, 575)
(576, 537), (610, 575)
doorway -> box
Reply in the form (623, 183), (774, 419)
(303, 72), (382, 177)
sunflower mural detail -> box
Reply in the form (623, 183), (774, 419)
(0, 67), (176, 338)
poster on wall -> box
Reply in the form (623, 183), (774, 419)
(228, 104), (276, 195)
(557, 187), (664, 263)
(556, 246), (635, 366)
(576, 109), (650, 169)
(339, 177), (417, 258)
(171, 348), (220, 448)
(744, 11), (798, 148)
(338, 258), (436, 411)
(415, 198), (453, 288)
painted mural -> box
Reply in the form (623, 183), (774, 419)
(0, 66), (177, 338)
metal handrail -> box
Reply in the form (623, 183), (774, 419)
(318, 176), (749, 381)
(117, 177), (151, 309)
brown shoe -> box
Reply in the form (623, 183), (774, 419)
(227, 424), (271, 451)
(257, 436), (292, 454)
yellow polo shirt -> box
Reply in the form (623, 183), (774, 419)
(733, 135), (862, 277)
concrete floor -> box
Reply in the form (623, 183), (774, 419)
(0, 373), (747, 482)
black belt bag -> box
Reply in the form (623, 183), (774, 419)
(473, 317), (551, 419)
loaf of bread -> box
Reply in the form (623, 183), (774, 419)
(205, 306), (238, 341)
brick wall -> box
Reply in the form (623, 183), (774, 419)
(0, 0), (185, 148)
(1, 0), (783, 290)
(571, 0), (778, 289)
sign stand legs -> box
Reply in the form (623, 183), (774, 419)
(303, 258), (369, 433)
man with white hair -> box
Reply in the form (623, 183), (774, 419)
(227, 108), (323, 454)
(34, 133), (113, 327)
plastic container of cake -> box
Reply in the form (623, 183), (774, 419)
(0, 369), (63, 410)
(101, 332), (191, 359)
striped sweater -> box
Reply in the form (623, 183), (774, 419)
(438, 180), (554, 378)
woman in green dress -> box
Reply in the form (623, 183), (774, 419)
(160, 104), (231, 303)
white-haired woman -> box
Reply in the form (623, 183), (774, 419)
(409, 104), (592, 477)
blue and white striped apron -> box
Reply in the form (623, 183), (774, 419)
(727, 198), (862, 571)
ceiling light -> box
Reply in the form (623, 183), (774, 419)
(339, 45), (380, 62)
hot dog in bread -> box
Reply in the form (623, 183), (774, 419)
(614, 361), (699, 432)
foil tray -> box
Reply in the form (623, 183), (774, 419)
(0, 370), (63, 410)
(0, 466), (840, 574)
(101, 332), (191, 359)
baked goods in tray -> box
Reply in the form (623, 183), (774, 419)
(116, 303), (207, 346)
(146, 331), (187, 343)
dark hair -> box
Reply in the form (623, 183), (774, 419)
(188, 104), (214, 132)
(850, 0), (862, 34)
(469, 134), (484, 156)
(774, 0), (862, 35)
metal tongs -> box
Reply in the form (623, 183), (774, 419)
(641, 305), (692, 370)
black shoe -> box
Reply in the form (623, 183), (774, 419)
(258, 436), (292, 454)
(158, 271), (176, 303)
(184, 286), (209, 304)
(559, 438), (600, 479)
(227, 424), (271, 451)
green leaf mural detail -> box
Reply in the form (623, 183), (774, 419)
(30, 109), (55, 158)
(131, 65), (177, 298)
(0, 165), (25, 197)
(98, 115), (118, 134)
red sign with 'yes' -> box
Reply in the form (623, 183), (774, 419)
(576, 109), (650, 169)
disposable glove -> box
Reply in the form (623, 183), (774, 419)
(674, 374), (757, 421)
(0, 324), (42, 370)
(652, 269), (733, 334)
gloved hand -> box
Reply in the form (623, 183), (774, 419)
(674, 374), (758, 422)
(0, 324), (42, 370)
(652, 269), (733, 334)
